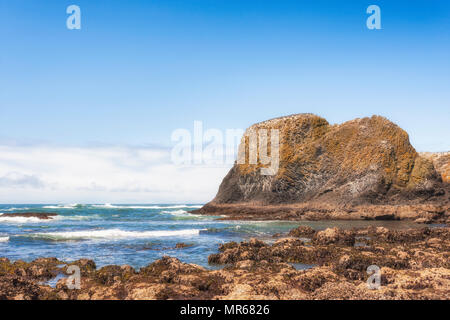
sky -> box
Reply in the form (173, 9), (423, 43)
(0, 0), (449, 203)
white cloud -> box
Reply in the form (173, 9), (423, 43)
(0, 144), (231, 204)
(0, 172), (44, 188)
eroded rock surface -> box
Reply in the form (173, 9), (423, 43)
(420, 152), (450, 183)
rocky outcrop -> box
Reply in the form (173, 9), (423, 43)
(312, 227), (355, 246)
(0, 257), (65, 300)
(206, 202), (449, 223)
(0, 212), (58, 220)
(1, 226), (448, 300)
(195, 114), (449, 221)
(288, 225), (315, 237)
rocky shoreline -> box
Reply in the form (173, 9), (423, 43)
(193, 202), (450, 224)
(1, 225), (448, 300)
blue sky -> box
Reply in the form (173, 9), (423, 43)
(0, 1), (449, 203)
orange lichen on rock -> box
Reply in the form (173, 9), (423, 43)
(238, 113), (329, 177)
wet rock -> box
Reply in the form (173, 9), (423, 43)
(29, 258), (65, 280)
(414, 217), (433, 224)
(234, 260), (255, 270)
(288, 226), (316, 237)
(218, 241), (238, 252)
(140, 256), (204, 278)
(64, 259), (96, 276)
(368, 227), (434, 243)
(272, 233), (282, 238)
(313, 227), (355, 246)
(120, 265), (135, 274)
(0, 258), (63, 281)
(426, 238), (442, 248)
(175, 242), (193, 249)
(0, 212), (57, 220)
(95, 265), (136, 285)
(0, 275), (43, 300)
(295, 267), (338, 292)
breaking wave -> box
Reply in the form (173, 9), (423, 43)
(24, 228), (203, 241)
(0, 207), (31, 212)
(0, 214), (97, 224)
(42, 204), (84, 209)
(91, 204), (202, 209)
(0, 215), (55, 224)
(161, 209), (189, 215)
(161, 209), (209, 220)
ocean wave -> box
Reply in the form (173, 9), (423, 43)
(91, 203), (117, 208)
(42, 204), (83, 209)
(161, 210), (211, 221)
(161, 209), (189, 215)
(24, 228), (203, 240)
(0, 214), (97, 224)
(91, 204), (202, 209)
(0, 216), (56, 224)
(0, 236), (9, 242)
(0, 207), (31, 212)
(53, 215), (99, 221)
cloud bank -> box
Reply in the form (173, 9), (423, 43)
(0, 144), (231, 204)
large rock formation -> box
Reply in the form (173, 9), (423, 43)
(196, 114), (449, 221)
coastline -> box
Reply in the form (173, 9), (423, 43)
(1, 224), (448, 300)
(192, 202), (450, 224)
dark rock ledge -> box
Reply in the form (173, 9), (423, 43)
(0, 212), (58, 220)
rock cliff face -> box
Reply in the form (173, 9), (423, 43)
(420, 152), (450, 184)
(197, 114), (449, 221)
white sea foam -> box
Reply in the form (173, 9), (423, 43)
(0, 207), (31, 211)
(161, 210), (210, 221)
(0, 216), (55, 224)
(0, 214), (96, 224)
(26, 228), (203, 240)
(91, 203), (116, 208)
(53, 215), (99, 221)
(0, 236), (9, 242)
(161, 209), (189, 215)
(42, 204), (82, 209)
(91, 204), (202, 209)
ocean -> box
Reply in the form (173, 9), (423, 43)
(0, 204), (424, 269)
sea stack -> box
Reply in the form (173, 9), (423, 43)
(196, 114), (449, 222)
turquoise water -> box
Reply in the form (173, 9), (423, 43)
(0, 204), (424, 269)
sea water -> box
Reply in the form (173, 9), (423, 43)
(0, 204), (424, 269)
